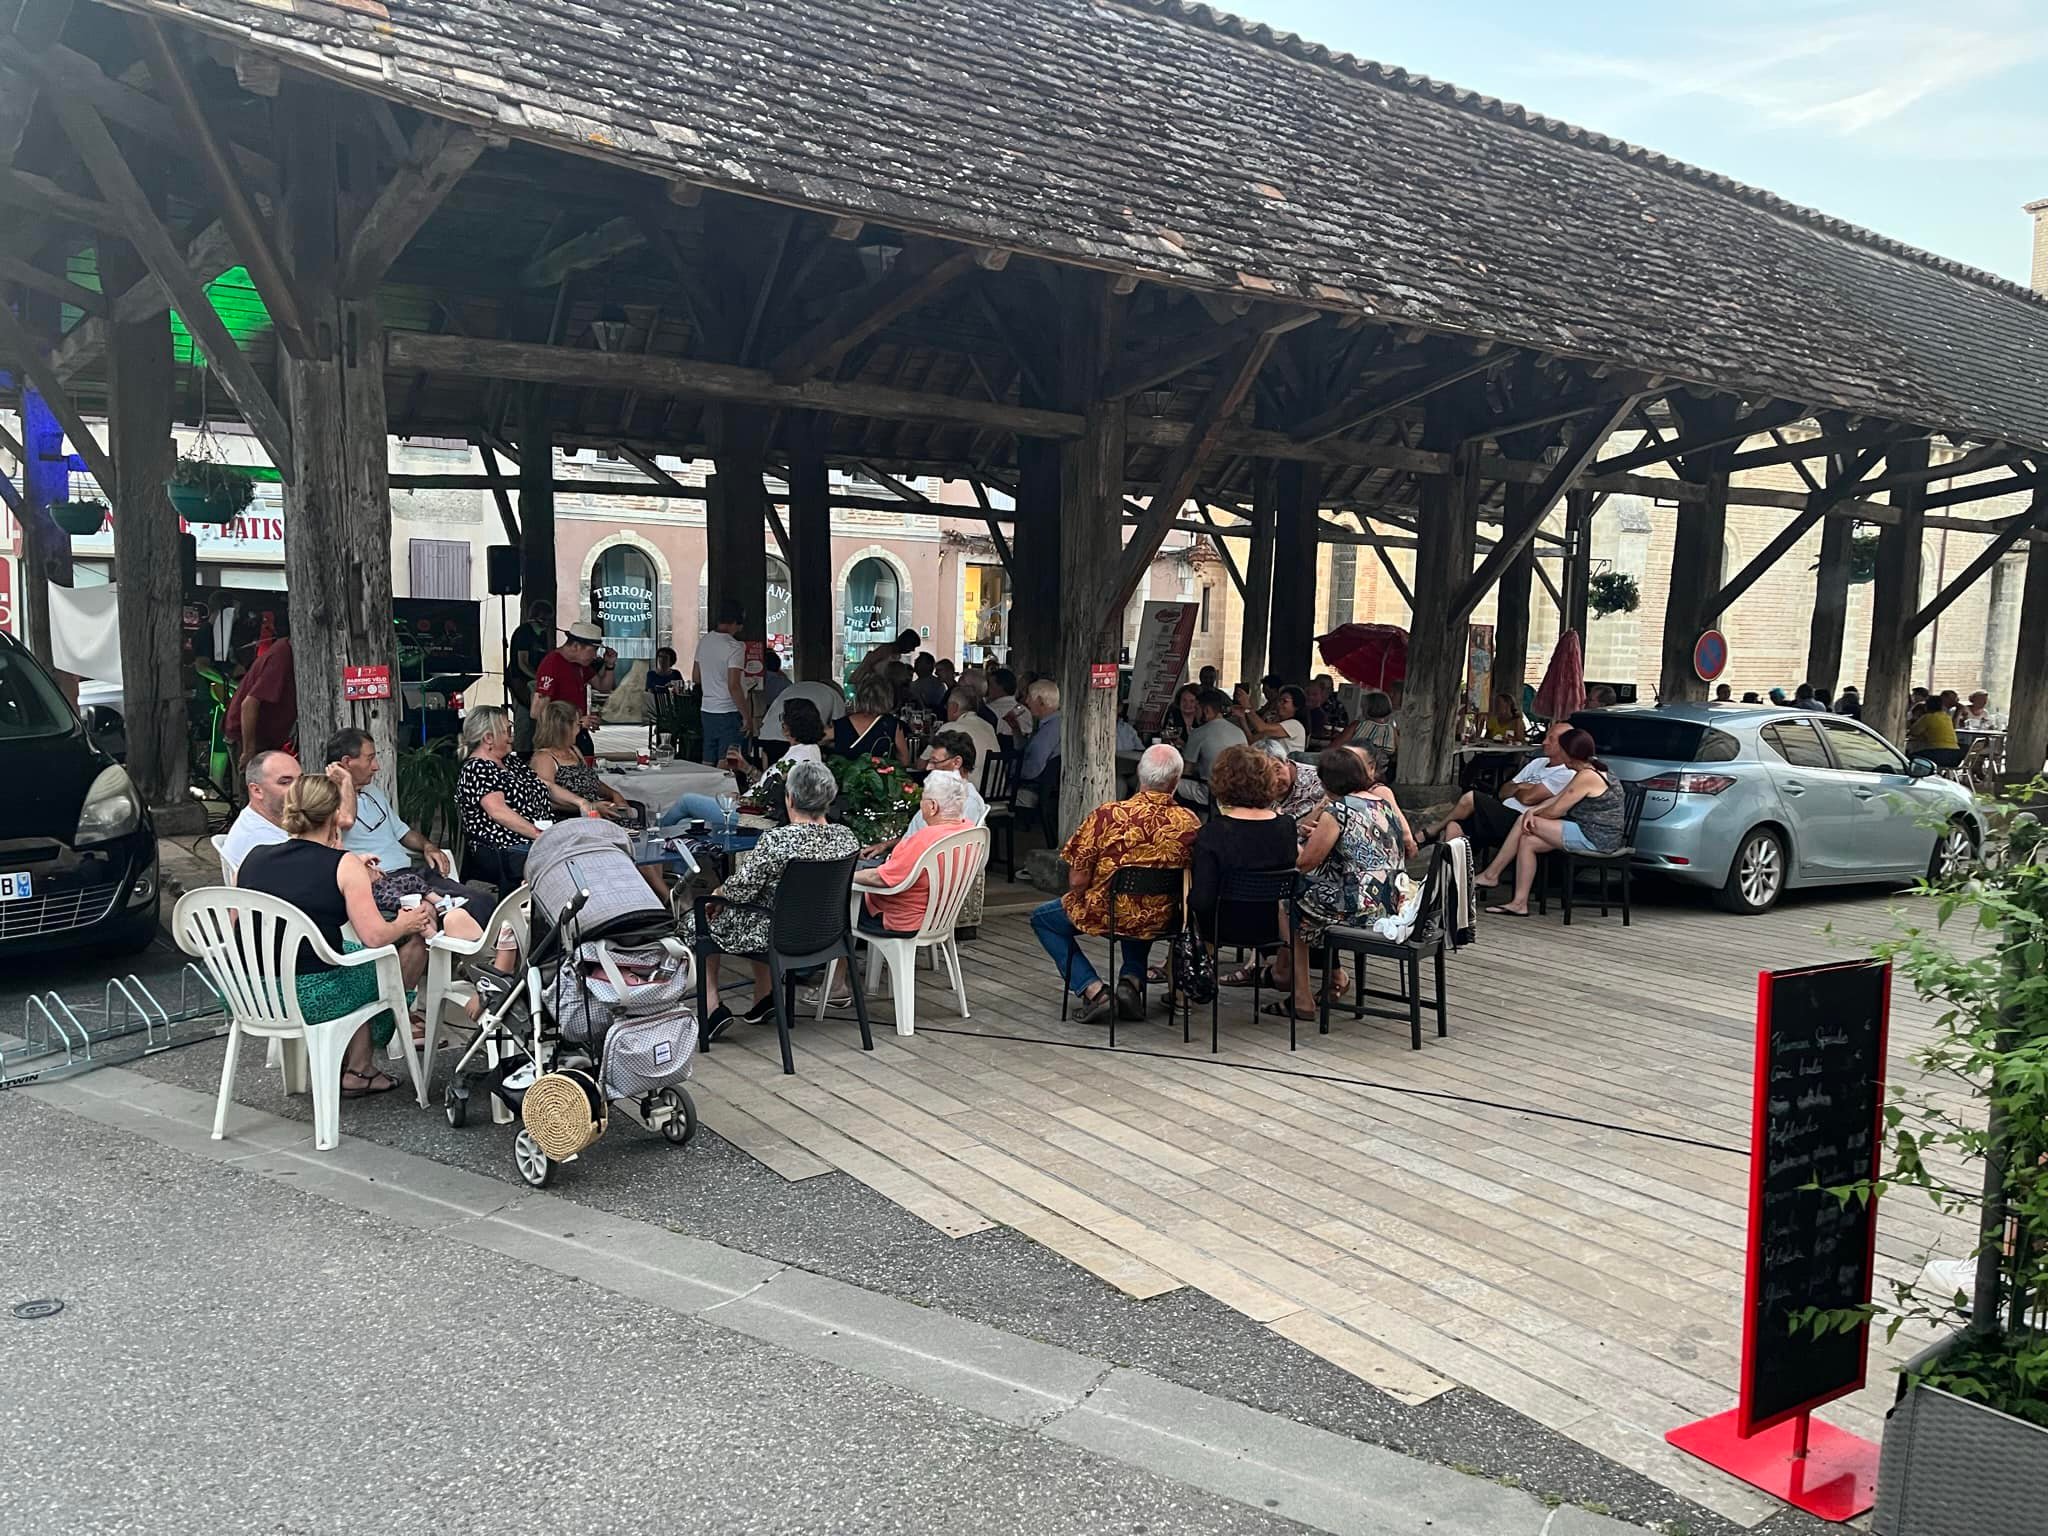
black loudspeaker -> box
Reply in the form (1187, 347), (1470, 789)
(178, 532), (198, 590)
(486, 545), (522, 596)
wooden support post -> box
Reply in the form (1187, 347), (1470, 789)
(276, 88), (399, 780)
(1808, 513), (1852, 696)
(1863, 439), (1931, 744)
(1655, 402), (1742, 705)
(1056, 276), (1124, 840)
(1008, 436), (1061, 676)
(2006, 546), (2048, 783)
(788, 416), (834, 684)
(1238, 464), (1276, 689)
(518, 413), (555, 620)
(1491, 481), (1536, 710)
(705, 405), (770, 645)
(1267, 460), (1320, 683)
(1396, 395), (1482, 791)
(102, 227), (186, 807)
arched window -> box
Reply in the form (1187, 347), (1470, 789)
(843, 556), (901, 676)
(591, 544), (658, 660)
(696, 554), (794, 652)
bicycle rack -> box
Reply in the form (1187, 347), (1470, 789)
(2, 965), (226, 1090)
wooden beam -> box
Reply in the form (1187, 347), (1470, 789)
(1910, 492), (2048, 637)
(1594, 399), (1808, 475)
(1466, 384), (1646, 446)
(0, 296), (117, 492)
(0, 166), (122, 231)
(1100, 304), (1315, 399)
(128, 16), (311, 359)
(114, 218), (234, 325)
(51, 94), (293, 477)
(475, 440), (520, 543)
(1104, 332), (1277, 624)
(1451, 395), (1643, 623)
(0, 254), (104, 315)
(518, 214), (643, 288)
(967, 479), (1015, 575)
(1699, 445), (1889, 623)
(1920, 470), (2042, 511)
(1291, 350), (1501, 446)
(0, 1), (73, 166)
(1370, 538), (1414, 609)
(1183, 504), (1245, 595)
(765, 501), (792, 562)
(768, 242), (977, 383)
(341, 117), (486, 297)
(1863, 440), (1929, 741)
(854, 460), (931, 505)
(1724, 424), (1911, 473)
(1858, 441), (2022, 497)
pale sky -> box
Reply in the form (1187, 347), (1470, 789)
(1231, 0), (2046, 283)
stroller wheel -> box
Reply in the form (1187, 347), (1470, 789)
(444, 1082), (468, 1129)
(514, 1129), (553, 1188)
(657, 1086), (698, 1146)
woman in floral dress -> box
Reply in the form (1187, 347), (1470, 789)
(1267, 746), (1403, 1022)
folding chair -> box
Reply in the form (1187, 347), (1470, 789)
(1205, 866), (1299, 1053)
(1536, 782), (1648, 926)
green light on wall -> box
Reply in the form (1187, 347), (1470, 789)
(169, 265), (274, 364)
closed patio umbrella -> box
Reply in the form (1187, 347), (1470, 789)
(1534, 629), (1586, 722)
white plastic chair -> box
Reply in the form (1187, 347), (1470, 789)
(820, 826), (987, 1038)
(419, 885), (529, 1122)
(210, 833), (240, 886)
(172, 888), (423, 1152)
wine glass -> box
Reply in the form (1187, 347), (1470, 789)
(715, 792), (740, 838)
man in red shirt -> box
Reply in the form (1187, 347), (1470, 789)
(227, 624), (297, 768)
(532, 620), (617, 753)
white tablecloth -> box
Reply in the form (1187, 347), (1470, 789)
(602, 762), (734, 814)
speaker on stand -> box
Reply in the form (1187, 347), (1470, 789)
(487, 546), (521, 704)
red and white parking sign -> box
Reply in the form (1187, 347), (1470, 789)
(343, 664), (393, 701)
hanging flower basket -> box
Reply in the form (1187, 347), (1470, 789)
(166, 456), (255, 525)
(1588, 571), (1640, 618)
(1848, 531), (1881, 586)
(50, 499), (107, 536)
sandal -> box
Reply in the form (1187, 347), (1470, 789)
(1259, 999), (1318, 1022)
(1484, 903), (1530, 918)
(1220, 963), (1277, 989)
(340, 1069), (397, 1098)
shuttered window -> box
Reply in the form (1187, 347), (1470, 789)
(407, 538), (472, 600)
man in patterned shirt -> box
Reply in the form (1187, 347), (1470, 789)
(1029, 744), (1199, 1024)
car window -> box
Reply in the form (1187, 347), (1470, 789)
(1760, 718), (1830, 769)
(1695, 728), (1741, 763)
(1569, 712), (1705, 762)
(0, 644), (73, 740)
(1818, 718), (1907, 774)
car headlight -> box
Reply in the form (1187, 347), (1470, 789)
(76, 765), (142, 846)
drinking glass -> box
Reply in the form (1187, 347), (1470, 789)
(716, 792), (740, 837)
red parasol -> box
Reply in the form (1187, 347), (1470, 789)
(1534, 629), (1586, 722)
(1317, 624), (1409, 690)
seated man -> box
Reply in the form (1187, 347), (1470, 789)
(1425, 721), (1574, 856)
(1015, 678), (1062, 803)
(941, 685), (999, 782)
(863, 733), (989, 860)
(219, 749), (300, 876)
(325, 729), (485, 941)
(1030, 744), (1199, 1024)
(855, 771), (974, 934)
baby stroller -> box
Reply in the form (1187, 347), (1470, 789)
(444, 819), (700, 1188)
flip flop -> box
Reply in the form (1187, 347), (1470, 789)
(1259, 1000), (1318, 1022)
(1484, 904), (1530, 918)
(340, 1070), (397, 1098)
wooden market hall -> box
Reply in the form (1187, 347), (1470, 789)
(4, 0), (2048, 840)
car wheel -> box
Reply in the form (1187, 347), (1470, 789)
(1716, 828), (1786, 914)
(1928, 818), (1977, 884)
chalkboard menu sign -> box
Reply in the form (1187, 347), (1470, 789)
(1738, 960), (1890, 1436)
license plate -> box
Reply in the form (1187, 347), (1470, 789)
(0, 871), (31, 902)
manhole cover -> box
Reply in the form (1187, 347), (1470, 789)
(11, 1299), (63, 1320)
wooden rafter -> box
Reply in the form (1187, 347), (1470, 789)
(1595, 398), (1808, 475)
(519, 215), (643, 289)
(0, 254), (103, 315)
(1468, 382), (1647, 445)
(1100, 303), (1315, 399)
(967, 478), (1015, 574)
(1451, 394), (1645, 622)
(1104, 331), (1278, 623)
(1370, 537), (1414, 608)
(1185, 504), (1246, 595)
(1921, 470), (2042, 511)
(475, 440), (520, 543)
(768, 242), (977, 384)
(341, 117), (487, 297)
(0, 1), (72, 167)
(1725, 424), (1911, 474)
(0, 296), (117, 492)
(1291, 349), (1502, 446)
(1856, 441), (2024, 497)
(1699, 445), (1889, 623)
(1910, 492), (2048, 637)
(0, 165), (121, 231)
(51, 93), (294, 477)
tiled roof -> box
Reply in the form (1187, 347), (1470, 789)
(117, 0), (2048, 448)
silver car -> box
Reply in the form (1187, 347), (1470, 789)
(1569, 704), (1982, 913)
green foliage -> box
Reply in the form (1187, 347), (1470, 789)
(1588, 571), (1640, 617)
(829, 752), (922, 845)
(167, 454), (256, 515)
(1795, 784), (2048, 1423)
(1848, 530), (1882, 585)
(651, 688), (701, 761)
(395, 737), (462, 849)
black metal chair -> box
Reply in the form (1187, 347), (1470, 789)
(1536, 781), (1648, 926)
(1202, 866), (1300, 1053)
(1059, 865), (1186, 1045)
(690, 853), (873, 1075)
(982, 752), (1020, 881)
(1319, 841), (1452, 1050)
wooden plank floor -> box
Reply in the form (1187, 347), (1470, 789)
(687, 881), (1977, 1527)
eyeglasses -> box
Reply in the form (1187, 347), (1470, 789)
(353, 792), (388, 833)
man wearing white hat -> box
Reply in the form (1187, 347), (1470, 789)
(534, 619), (617, 756)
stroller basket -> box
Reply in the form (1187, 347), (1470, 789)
(548, 937), (697, 1100)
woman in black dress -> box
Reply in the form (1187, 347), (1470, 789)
(1190, 744), (1298, 948)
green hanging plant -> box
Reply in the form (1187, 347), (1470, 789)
(1848, 530), (1882, 586)
(50, 499), (107, 536)
(166, 453), (256, 525)
(1588, 570), (1640, 618)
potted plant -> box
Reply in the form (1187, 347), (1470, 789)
(1804, 804), (2048, 1533)
(1849, 529), (1882, 585)
(50, 498), (106, 536)
(166, 453), (255, 525)
(1588, 570), (1640, 618)
(828, 752), (923, 846)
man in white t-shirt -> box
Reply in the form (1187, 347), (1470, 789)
(219, 750), (300, 877)
(1428, 721), (1576, 856)
(692, 597), (752, 765)
(942, 685), (999, 783)
(760, 679), (847, 744)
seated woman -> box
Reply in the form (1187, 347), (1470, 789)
(1266, 746), (1404, 1021)
(853, 770), (971, 935)
(455, 705), (555, 886)
(834, 678), (912, 766)
(645, 646), (683, 701)
(1342, 743), (1420, 859)
(1162, 684), (1202, 746)
(679, 760), (857, 1041)
(1484, 689), (1525, 742)
(1906, 701), (1964, 768)
(1340, 690), (1400, 773)
(529, 699), (637, 822)
(661, 698), (828, 829)
(239, 773), (442, 1098)
(1472, 726), (1624, 917)
(1191, 745), (1298, 953)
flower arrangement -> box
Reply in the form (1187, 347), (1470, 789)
(166, 453), (255, 524)
(829, 753), (923, 845)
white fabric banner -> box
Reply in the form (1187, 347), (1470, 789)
(49, 582), (123, 683)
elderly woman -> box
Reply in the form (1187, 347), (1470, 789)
(239, 773), (442, 1097)
(455, 704), (555, 885)
(1163, 683), (1203, 745)
(529, 699), (636, 822)
(1191, 745), (1298, 951)
(1343, 743), (1419, 858)
(680, 760), (857, 1040)
(1252, 737), (1325, 824)
(1266, 746), (1404, 1021)
(1342, 690), (1400, 771)
(854, 769), (971, 935)
(1475, 726), (1625, 917)
(834, 677), (912, 765)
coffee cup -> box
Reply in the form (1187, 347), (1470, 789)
(398, 894), (423, 911)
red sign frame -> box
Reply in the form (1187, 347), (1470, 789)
(1694, 628), (1729, 683)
